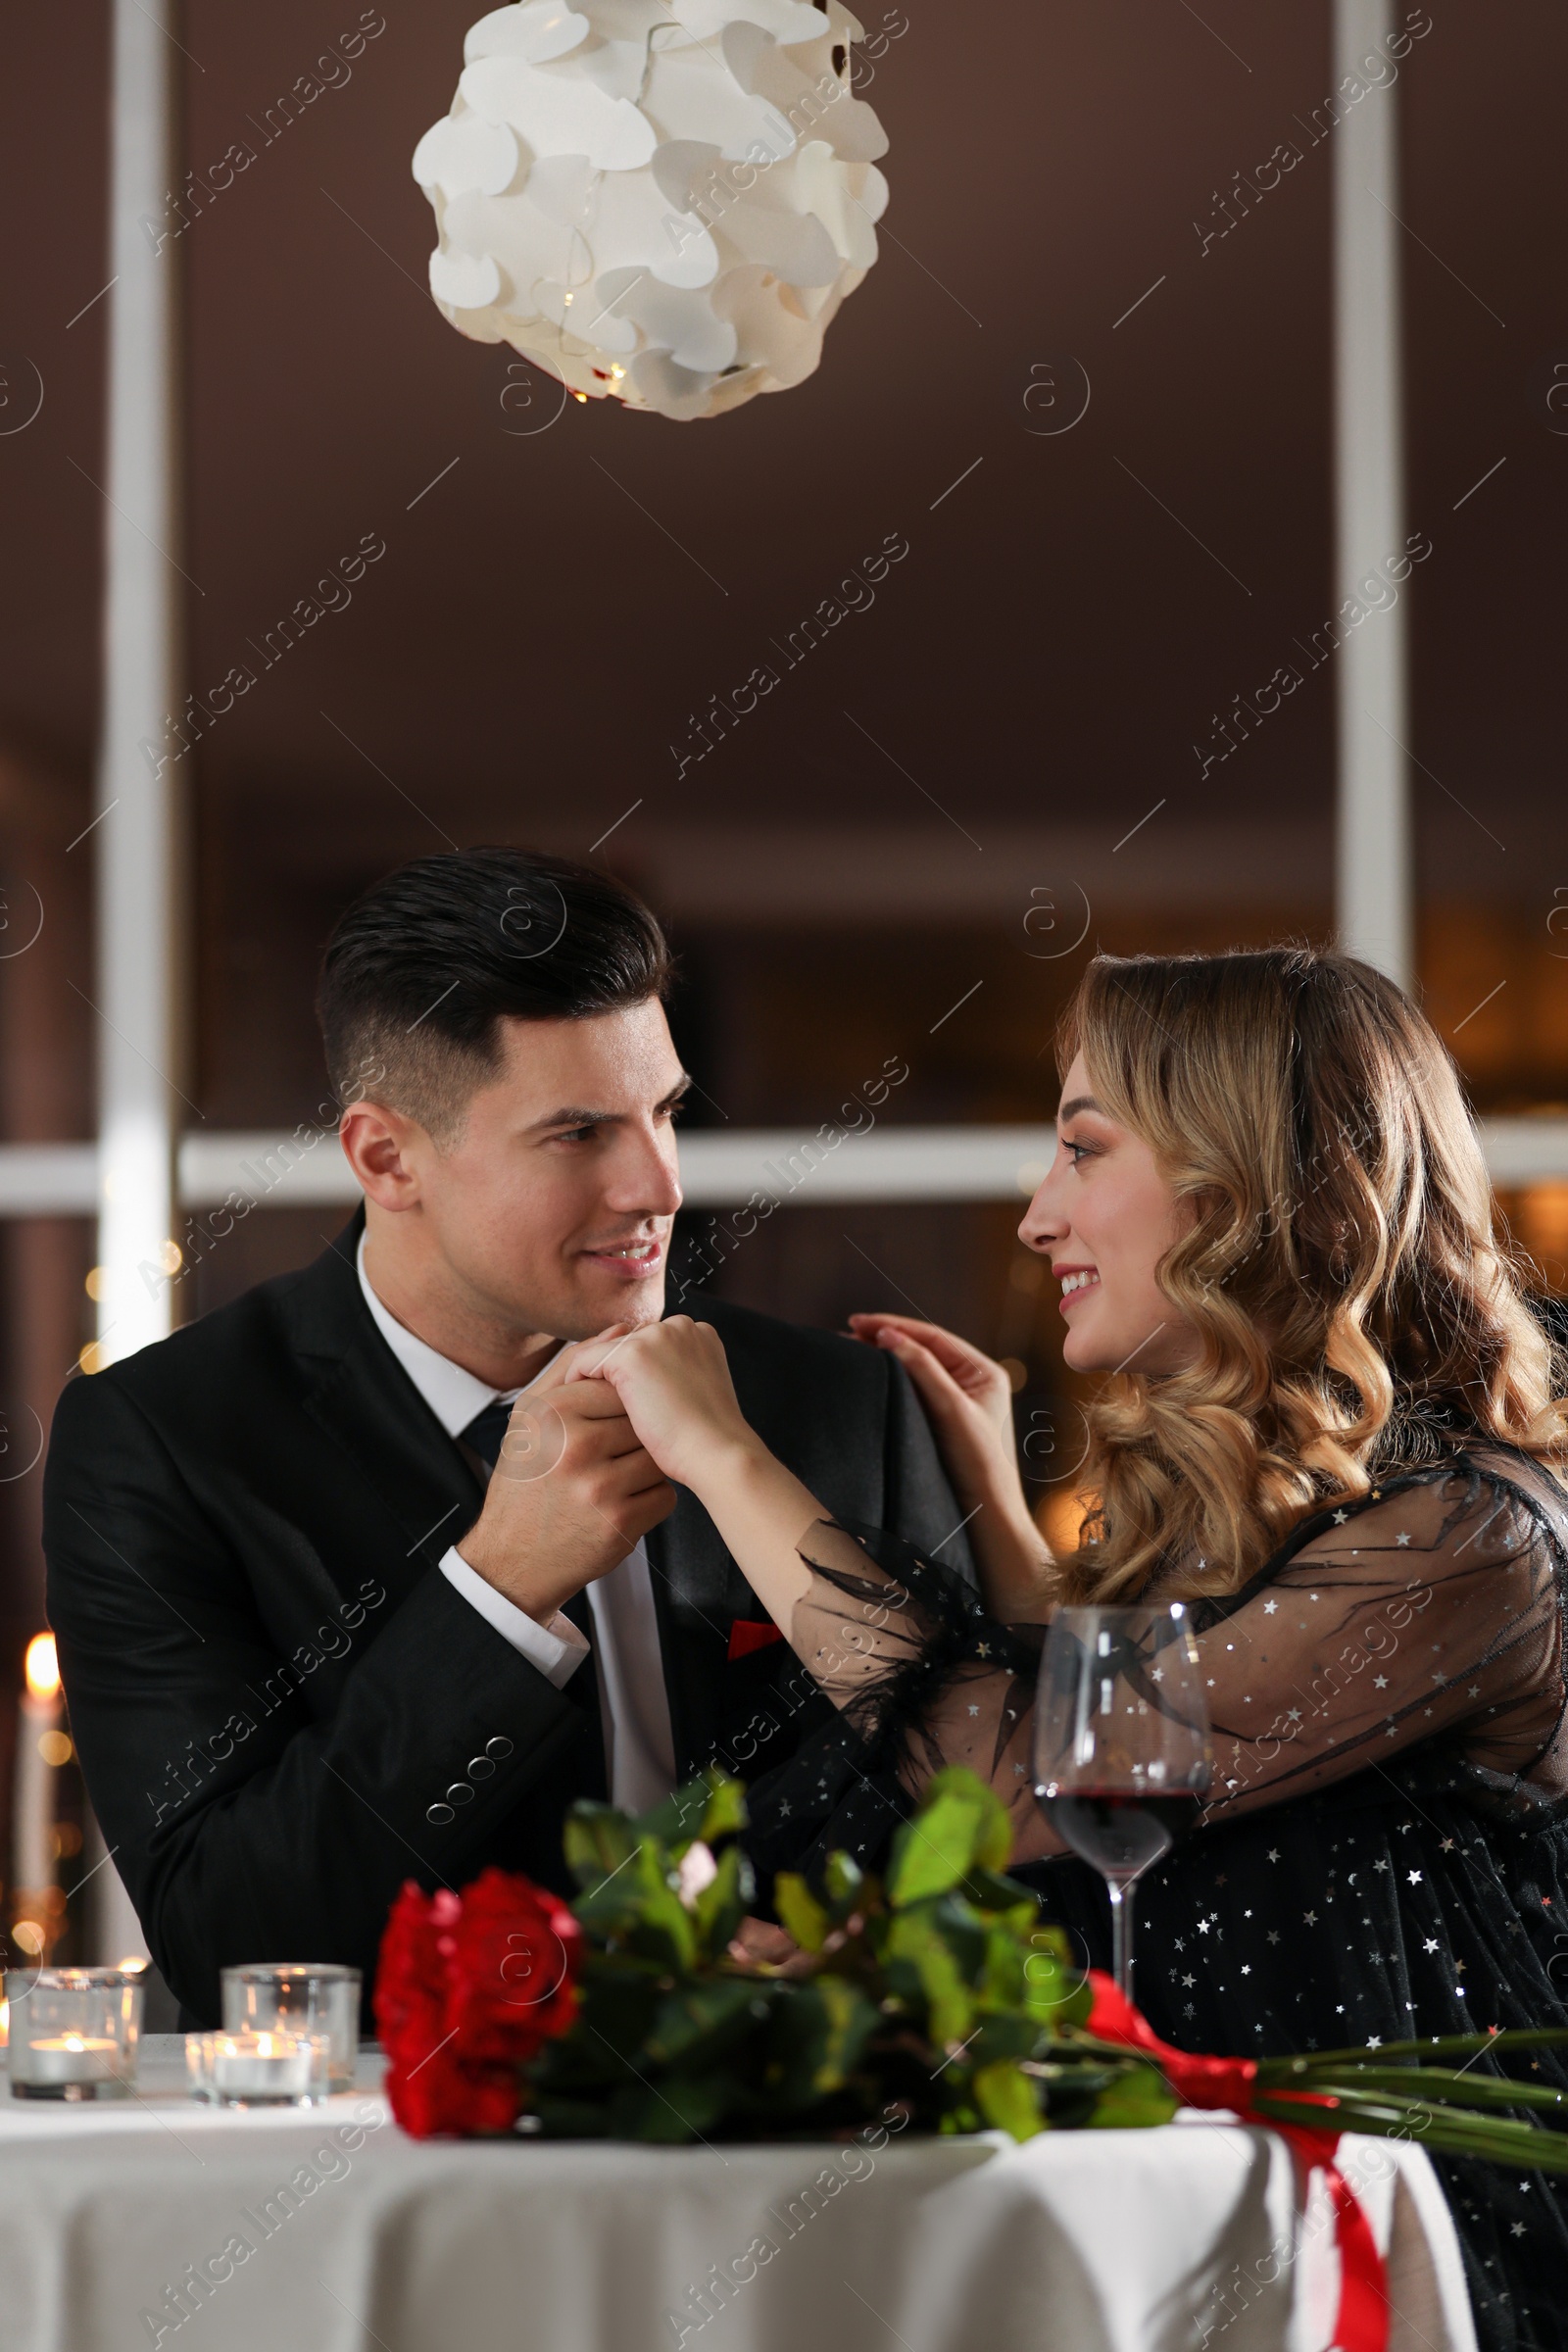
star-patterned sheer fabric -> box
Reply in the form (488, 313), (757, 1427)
(769, 1444), (1568, 1862)
(741, 1445), (1568, 2352)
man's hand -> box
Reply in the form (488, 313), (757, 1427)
(456, 1344), (675, 1620)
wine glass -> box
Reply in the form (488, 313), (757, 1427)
(1033, 1604), (1212, 2001)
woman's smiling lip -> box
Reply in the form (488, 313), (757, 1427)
(1053, 1262), (1101, 1313)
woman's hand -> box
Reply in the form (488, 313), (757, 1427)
(566, 1316), (759, 1494)
(727, 1916), (816, 1976)
(849, 1312), (1053, 1617)
(848, 1313), (1017, 1511)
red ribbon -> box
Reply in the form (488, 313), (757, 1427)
(1085, 1973), (1388, 2352)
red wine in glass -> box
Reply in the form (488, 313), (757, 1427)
(1039, 1790), (1205, 1880)
(1034, 1605), (1212, 2000)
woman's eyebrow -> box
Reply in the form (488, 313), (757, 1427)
(1057, 1094), (1104, 1123)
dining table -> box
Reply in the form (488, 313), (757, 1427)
(0, 2035), (1477, 2351)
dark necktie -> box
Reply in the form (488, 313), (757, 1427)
(459, 1397), (513, 1471)
(457, 1397), (594, 1642)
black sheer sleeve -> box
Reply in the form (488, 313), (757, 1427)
(756, 1450), (1568, 1870)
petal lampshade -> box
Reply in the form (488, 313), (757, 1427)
(415, 0), (889, 421)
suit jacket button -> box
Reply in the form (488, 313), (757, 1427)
(426, 1802), (456, 1825)
(447, 1783), (475, 1805)
(468, 1756), (496, 1779)
(485, 1737), (514, 1759)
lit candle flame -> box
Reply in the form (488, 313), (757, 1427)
(24, 1633), (59, 1700)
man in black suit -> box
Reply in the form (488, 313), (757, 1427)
(43, 850), (964, 2025)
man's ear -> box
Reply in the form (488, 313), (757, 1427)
(338, 1098), (428, 1211)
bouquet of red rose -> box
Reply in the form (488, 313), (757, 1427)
(375, 1765), (1568, 2162)
(376, 1868), (583, 2137)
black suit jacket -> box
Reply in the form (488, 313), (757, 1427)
(43, 1215), (966, 2024)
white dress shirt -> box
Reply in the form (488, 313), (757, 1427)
(356, 1232), (677, 1813)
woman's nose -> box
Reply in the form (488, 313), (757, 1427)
(1018, 1152), (1068, 1252)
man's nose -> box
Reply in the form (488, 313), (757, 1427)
(609, 1125), (683, 1218)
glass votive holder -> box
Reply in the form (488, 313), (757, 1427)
(5, 1967), (143, 2101)
(220, 1964), (360, 2094)
(186, 2029), (331, 2108)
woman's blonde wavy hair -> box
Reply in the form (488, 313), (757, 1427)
(1054, 946), (1567, 1604)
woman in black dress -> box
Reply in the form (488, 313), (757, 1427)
(572, 946), (1568, 2351)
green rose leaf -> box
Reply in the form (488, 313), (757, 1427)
(1086, 2059), (1180, 2131)
(608, 2069), (732, 2143)
(887, 1911), (974, 2050)
(973, 2058), (1046, 2142)
(1020, 1930), (1088, 2027)
(768, 1973), (880, 2101)
(822, 1849), (865, 1916)
(646, 1976), (766, 2069)
(979, 1922), (1029, 2011)
(774, 1872), (831, 1952)
(698, 1772), (751, 1846)
(968, 2013), (1046, 2068)
(964, 1868), (1043, 1930)
(538, 1964), (658, 2079)
(634, 1771), (732, 1855)
(928, 1891), (987, 1981)
(586, 1839), (696, 1971)
(563, 1802), (637, 1889)
(887, 1768), (1012, 1907)
(693, 1842), (752, 1955)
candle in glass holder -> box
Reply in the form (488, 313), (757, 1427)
(5, 1967), (142, 2099)
(187, 2030), (328, 2106)
(221, 1963), (360, 2094)
(25, 2034), (120, 2086)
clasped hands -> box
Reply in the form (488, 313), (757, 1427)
(458, 1311), (1052, 1628)
(452, 1316), (757, 1623)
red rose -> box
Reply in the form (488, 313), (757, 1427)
(448, 1869), (584, 2060)
(375, 1871), (583, 2138)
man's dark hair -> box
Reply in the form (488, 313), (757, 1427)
(317, 848), (672, 1144)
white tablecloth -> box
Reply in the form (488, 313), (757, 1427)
(0, 2038), (1476, 2352)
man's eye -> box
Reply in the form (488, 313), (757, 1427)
(557, 1125), (598, 1146)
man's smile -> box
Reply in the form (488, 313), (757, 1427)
(578, 1236), (665, 1277)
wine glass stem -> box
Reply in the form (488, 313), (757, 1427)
(1107, 1880), (1135, 2001)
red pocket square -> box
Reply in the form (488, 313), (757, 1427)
(727, 1617), (785, 1661)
